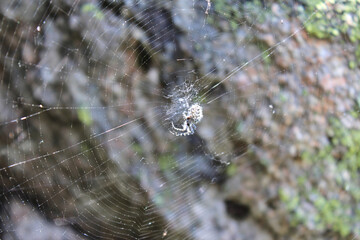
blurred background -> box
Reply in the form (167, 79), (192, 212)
(0, 0), (360, 239)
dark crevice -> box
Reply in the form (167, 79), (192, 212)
(232, 138), (249, 158)
(98, 0), (124, 16)
(135, 42), (152, 71)
(225, 199), (250, 221)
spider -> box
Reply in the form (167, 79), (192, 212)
(170, 103), (203, 136)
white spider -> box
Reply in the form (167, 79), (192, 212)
(170, 103), (203, 136)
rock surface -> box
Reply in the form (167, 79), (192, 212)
(0, 0), (359, 239)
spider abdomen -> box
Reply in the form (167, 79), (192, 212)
(170, 103), (203, 136)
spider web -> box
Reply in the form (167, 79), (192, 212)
(0, 0), (357, 239)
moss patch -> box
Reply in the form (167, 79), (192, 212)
(82, 3), (105, 20)
(280, 118), (360, 237)
(77, 108), (93, 126)
(209, 0), (268, 30)
(299, 0), (360, 65)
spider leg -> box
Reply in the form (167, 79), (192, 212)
(170, 121), (192, 136)
(171, 121), (187, 132)
(184, 99), (190, 109)
(188, 123), (195, 135)
(175, 131), (189, 136)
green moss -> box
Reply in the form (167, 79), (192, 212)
(299, 0), (360, 65)
(302, 89), (309, 97)
(279, 188), (304, 226)
(210, 0), (268, 30)
(82, 3), (104, 20)
(296, 176), (306, 186)
(158, 154), (177, 171)
(281, 117), (360, 237)
(279, 188), (291, 204)
(226, 163), (237, 176)
(279, 93), (288, 103)
(258, 41), (273, 65)
(132, 143), (144, 156)
(210, 1), (360, 65)
(236, 122), (245, 134)
(349, 60), (356, 69)
(77, 108), (92, 126)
